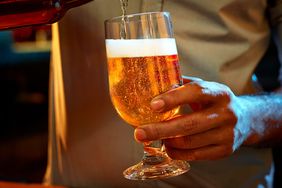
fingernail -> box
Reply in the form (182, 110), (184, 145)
(151, 99), (165, 111)
(134, 128), (147, 141)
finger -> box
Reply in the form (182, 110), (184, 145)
(188, 102), (203, 112)
(164, 125), (234, 149)
(150, 81), (231, 113)
(134, 108), (233, 142)
(166, 144), (233, 161)
(182, 76), (203, 84)
(181, 76), (203, 111)
(150, 82), (207, 113)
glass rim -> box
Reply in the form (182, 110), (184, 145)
(105, 11), (170, 24)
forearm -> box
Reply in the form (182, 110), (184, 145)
(242, 88), (282, 147)
(252, 2), (282, 147)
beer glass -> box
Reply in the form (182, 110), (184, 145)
(105, 12), (190, 180)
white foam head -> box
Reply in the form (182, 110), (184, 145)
(106, 38), (178, 58)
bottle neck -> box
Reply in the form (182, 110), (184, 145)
(64, 0), (93, 10)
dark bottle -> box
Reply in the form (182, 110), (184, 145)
(0, 0), (92, 30)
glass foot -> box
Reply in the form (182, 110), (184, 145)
(123, 151), (190, 180)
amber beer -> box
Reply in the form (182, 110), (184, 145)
(106, 38), (182, 126)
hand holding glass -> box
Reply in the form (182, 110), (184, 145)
(105, 12), (190, 180)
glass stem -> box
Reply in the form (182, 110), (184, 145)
(142, 140), (166, 165)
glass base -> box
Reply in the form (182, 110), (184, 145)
(123, 151), (190, 180)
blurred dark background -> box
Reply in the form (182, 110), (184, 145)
(0, 26), (51, 183)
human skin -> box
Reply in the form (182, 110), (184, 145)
(134, 76), (282, 161)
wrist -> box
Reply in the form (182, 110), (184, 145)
(238, 92), (282, 147)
